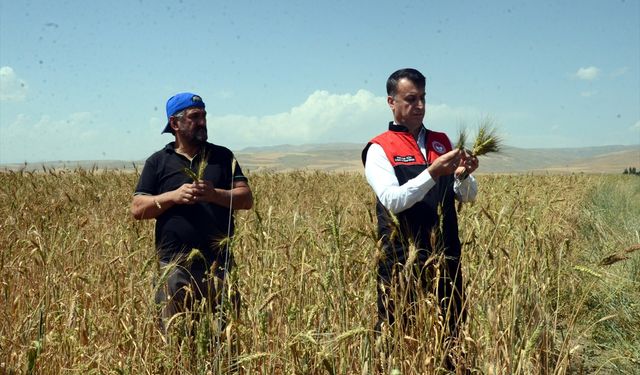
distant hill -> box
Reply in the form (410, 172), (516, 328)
(0, 160), (142, 173)
(235, 143), (640, 174)
(469, 145), (640, 174)
(1, 144), (638, 174)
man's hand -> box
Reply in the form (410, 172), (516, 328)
(131, 180), (230, 220)
(428, 149), (463, 178)
(171, 180), (252, 210)
(455, 149), (479, 178)
(172, 183), (200, 205)
(192, 180), (217, 203)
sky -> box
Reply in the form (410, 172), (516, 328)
(0, 0), (638, 164)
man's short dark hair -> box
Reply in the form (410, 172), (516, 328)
(386, 68), (426, 97)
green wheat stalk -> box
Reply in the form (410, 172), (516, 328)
(455, 127), (468, 150)
(455, 118), (503, 156)
(181, 148), (208, 181)
(455, 119), (502, 181)
(471, 120), (502, 156)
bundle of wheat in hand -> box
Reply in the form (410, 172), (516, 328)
(454, 119), (503, 183)
(456, 119), (503, 156)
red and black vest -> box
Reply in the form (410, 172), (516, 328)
(362, 123), (461, 263)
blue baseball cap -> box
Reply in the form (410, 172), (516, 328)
(162, 92), (206, 134)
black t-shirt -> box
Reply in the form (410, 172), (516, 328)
(134, 142), (248, 264)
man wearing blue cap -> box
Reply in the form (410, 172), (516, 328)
(131, 92), (253, 330)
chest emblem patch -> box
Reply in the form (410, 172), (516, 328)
(394, 155), (416, 163)
(431, 141), (446, 154)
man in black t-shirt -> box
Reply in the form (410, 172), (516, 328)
(131, 92), (253, 329)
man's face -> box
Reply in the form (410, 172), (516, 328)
(174, 107), (207, 145)
(388, 78), (426, 130)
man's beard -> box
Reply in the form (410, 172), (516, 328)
(193, 128), (208, 144)
(180, 127), (208, 146)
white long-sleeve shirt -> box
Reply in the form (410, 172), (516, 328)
(364, 128), (478, 214)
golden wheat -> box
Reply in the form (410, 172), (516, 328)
(0, 169), (637, 374)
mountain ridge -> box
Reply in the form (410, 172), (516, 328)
(234, 143), (640, 174)
(1, 144), (638, 174)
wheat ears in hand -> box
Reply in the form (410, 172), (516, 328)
(455, 118), (503, 156)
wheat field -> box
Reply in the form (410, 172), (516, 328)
(1, 169), (638, 374)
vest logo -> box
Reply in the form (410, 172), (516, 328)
(431, 141), (446, 154)
(394, 155), (416, 163)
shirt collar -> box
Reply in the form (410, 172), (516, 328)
(417, 127), (427, 145)
(389, 121), (426, 133)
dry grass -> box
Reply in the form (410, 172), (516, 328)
(0, 169), (638, 374)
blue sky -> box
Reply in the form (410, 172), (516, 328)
(0, 0), (638, 163)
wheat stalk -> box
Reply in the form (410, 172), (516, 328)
(181, 167), (198, 181)
(471, 121), (502, 156)
(455, 118), (503, 157)
(455, 127), (468, 150)
(196, 148), (208, 180)
(181, 147), (208, 181)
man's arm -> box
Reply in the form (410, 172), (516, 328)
(131, 180), (253, 220)
(193, 180), (253, 210)
(365, 144), (463, 214)
(365, 144), (434, 214)
(131, 183), (197, 220)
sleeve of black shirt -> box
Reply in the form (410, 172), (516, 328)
(232, 157), (248, 183)
(134, 154), (159, 195)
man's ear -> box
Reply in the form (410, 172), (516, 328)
(387, 95), (395, 110)
(169, 117), (180, 133)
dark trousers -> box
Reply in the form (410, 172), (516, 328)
(375, 251), (466, 336)
(155, 260), (239, 333)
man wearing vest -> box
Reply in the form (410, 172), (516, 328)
(362, 68), (479, 343)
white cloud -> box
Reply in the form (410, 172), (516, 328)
(0, 109), (181, 163)
(0, 89), (490, 163)
(574, 66), (600, 80)
(631, 120), (640, 131)
(209, 89), (388, 148)
(208, 89), (487, 150)
(0, 66), (28, 101)
(0, 112), (97, 162)
(580, 90), (598, 97)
